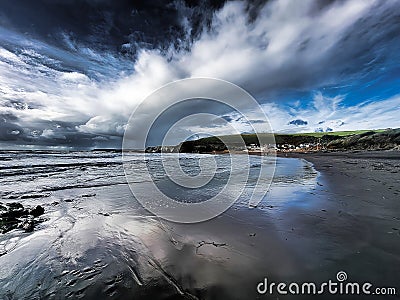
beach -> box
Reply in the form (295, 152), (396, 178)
(2, 0), (400, 298)
(0, 151), (399, 299)
(278, 150), (400, 297)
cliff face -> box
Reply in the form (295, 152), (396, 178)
(179, 137), (228, 153)
(326, 129), (400, 150)
(145, 129), (400, 153)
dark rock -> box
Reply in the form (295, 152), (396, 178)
(0, 218), (18, 234)
(30, 205), (45, 217)
(1, 202), (27, 219)
(81, 193), (96, 198)
(0, 203), (45, 234)
(7, 202), (23, 210)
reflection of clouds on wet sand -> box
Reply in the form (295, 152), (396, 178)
(0, 152), (333, 299)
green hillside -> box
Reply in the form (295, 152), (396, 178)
(173, 128), (399, 153)
(145, 128), (399, 153)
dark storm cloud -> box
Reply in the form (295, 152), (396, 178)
(0, 113), (24, 141)
(288, 119), (308, 126)
(0, 0), (228, 82)
(144, 98), (256, 146)
(0, 0), (226, 58)
(0, 117), (116, 148)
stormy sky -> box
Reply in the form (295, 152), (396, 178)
(0, 0), (399, 149)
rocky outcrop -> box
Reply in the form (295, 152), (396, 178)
(0, 202), (45, 233)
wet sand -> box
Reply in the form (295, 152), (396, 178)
(0, 152), (399, 299)
(154, 151), (400, 299)
(133, 151), (400, 299)
(275, 150), (400, 297)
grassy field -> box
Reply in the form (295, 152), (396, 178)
(198, 129), (386, 142)
(290, 129), (386, 138)
(197, 129), (386, 143)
